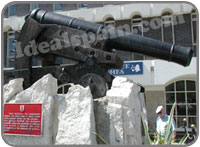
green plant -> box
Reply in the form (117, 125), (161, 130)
(92, 131), (109, 144)
(141, 102), (189, 145)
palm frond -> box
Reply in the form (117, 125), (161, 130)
(164, 102), (176, 144)
(141, 113), (153, 144)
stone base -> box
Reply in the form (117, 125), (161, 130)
(54, 84), (97, 145)
(94, 77), (144, 145)
(3, 75), (146, 145)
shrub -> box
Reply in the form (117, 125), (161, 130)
(141, 102), (189, 145)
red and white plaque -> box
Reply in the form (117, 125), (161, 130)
(3, 104), (42, 136)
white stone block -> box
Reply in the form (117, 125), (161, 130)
(106, 77), (142, 145)
(54, 84), (97, 145)
(107, 103), (124, 144)
(3, 74), (57, 145)
(3, 78), (24, 103)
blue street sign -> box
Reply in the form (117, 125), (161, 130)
(108, 62), (143, 75)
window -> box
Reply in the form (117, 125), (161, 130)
(32, 58), (39, 66)
(77, 3), (88, 9)
(53, 4), (62, 11)
(103, 3), (113, 7)
(7, 32), (15, 67)
(55, 57), (63, 64)
(191, 10), (197, 45)
(8, 4), (16, 16)
(132, 15), (143, 36)
(104, 17), (115, 28)
(30, 4), (38, 10)
(161, 12), (175, 44)
(131, 15), (145, 60)
(191, 10), (197, 57)
(165, 80), (197, 131)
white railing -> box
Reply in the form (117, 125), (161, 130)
(57, 83), (71, 94)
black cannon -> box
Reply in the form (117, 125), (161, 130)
(4, 9), (193, 98)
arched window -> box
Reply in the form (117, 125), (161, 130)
(8, 4), (16, 17)
(131, 15), (145, 60)
(191, 9), (197, 57)
(161, 11), (175, 44)
(131, 15), (143, 36)
(77, 3), (88, 9)
(53, 4), (62, 11)
(165, 80), (197, 131)
(7, 31), (15, 67)
(104, 17), (115, 28)
(30, 3), (39, 10)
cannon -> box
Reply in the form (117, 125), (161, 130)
(4, 9), (193, 98)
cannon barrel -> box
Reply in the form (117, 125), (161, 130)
(28, 9), (193, 66)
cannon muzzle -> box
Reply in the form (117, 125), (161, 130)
(28, 9), (193, 67)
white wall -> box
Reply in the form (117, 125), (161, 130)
(3, 16), (24, 32)
(153, 58), (197, 85)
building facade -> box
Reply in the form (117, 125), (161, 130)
(3, 2), (197, 134)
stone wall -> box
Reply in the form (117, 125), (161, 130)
(3, 74), (146, 145)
